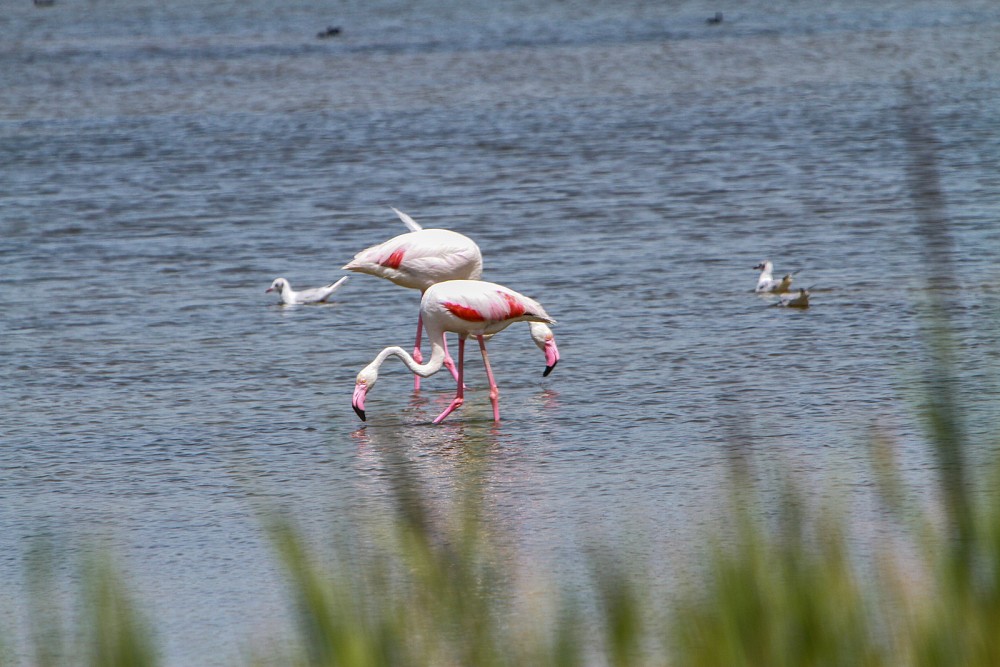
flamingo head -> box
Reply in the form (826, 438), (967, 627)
(352, 365), (380, 421)
(266, 278), (288, 294)
(529, 322), (560, 377)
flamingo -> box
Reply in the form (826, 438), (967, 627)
(343, 207), (559, 388)
(266, 276), (349, 305)
(753, 260), (798, 294)
(352, 279), (556, 424)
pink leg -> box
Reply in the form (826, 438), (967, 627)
(413, 316), (460, 389)
(441, 333), (460, 383)
(477, 335), (500, 422)
(433, 337), (465, 424)
(412, 314), (423, 391)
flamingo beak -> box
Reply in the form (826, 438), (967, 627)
(542, 337), (560, 377)
(352, 382), (368, 421)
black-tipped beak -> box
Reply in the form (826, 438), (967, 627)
(352, 382), (368, 421)
(542, 337), (560, 377)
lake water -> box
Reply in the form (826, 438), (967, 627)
(2, 0), (999, 663)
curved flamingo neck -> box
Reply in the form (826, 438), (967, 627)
(371, 333), (446, 378)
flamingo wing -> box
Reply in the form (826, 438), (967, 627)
(343, 229), (483, 290)
(391, 206), (423, 232)
(425, 280), (554, 335)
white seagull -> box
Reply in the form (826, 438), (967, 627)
(266, 276), (349, 305)
(754, 260), (798, 294)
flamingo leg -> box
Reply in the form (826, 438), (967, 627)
(412, 313), (423, 391)
(413, 316), (460, 390)
(477, 335), (501, 422)
(433, 336), (465, 424)
(441, 334), (461, 383)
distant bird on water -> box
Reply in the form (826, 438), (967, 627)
(266, 276), (349, 305)
(754, 260), (798, 294)
(706, 12), (723, 25)
(351, 279), (556, 424)
(343, 207), (560, 388)
(316, 26), (341, 39)
(776, 288), (811, 308)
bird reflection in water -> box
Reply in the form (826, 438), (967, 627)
(351, 410), (509, 460)
(537, 388), (560, 412)
(349, 417), (515, 520)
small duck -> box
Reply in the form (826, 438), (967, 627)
(776, 288), (810, 308)
(754, 260), (797, 294)
(316, 26), (342, 39)
(706, 12), (723, 25)
(266, 276), (348, 305)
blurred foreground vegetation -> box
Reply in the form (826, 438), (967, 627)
(4, 360), (1000, 667)
(5, 89), (997, 667)
(4, 299), (999, 667)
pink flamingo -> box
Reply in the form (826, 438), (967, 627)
(352, 279), (556, 424)
(343, 208), (559, 389)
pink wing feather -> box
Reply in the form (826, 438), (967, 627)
(344, 229), (483, 291)
(428, 281), (554, 335)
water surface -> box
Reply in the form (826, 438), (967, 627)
(2, 0), (999, 663)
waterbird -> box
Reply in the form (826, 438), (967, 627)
(343, 207), (560, 387)
(316, 26), (341, 38)
(343, 208), (483, 291)
(776, 288), (811, 308)
(754, 260), (798, 294)
(706, 12), (723, 24)
(266, 276), (349, 305)
(351, 279), (556, 424)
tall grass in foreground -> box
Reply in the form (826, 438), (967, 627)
(6, 84), (999, 667)
(4, 545), (157, 667)
(9, 402), (1000, 667)
(255, 82), (1000, 666)
(231, 365), (1000, 667)
(263, 455), (587, 667)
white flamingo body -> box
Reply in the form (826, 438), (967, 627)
(423, 281), (551, 336)
(343, 227), (483, 291)
(266, 276), (348, 305)
(353, 280), (555, 424)
(344, 208), (559, 387)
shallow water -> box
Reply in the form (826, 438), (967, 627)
(2, 0), (1000, 663)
